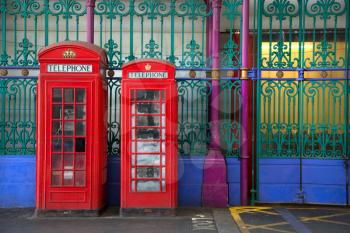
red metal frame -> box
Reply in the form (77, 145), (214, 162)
(36, 42), (108, 210)
(121, 59), (178, 209)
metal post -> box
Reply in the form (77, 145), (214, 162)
(0, 0), (8, 65)
(86, 0), (95, 43)
(202, 0), (228, 208)
(206, 12), (212, 67)
(240, 0), (250, 206)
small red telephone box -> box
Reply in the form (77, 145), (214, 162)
(121, 59), (178, 213)
(36, 41), (108, 212)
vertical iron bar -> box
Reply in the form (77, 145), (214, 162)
(86, 0), (95, 43)
(44, 0), (49, 46)
(0, 0), (8, 65)
(128, 0), (135, 61)
(169, 0), (175, 63)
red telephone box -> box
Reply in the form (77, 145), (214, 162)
(36, 41), (108, 213)
(121, 59), (178, 214)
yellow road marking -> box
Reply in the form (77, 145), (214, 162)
(301, 212), (350, 222)
(246, 222), (289, 230)
(230, 208), (250, 233)
(229, 206), (350, 233)
(245, 224), (295, 233)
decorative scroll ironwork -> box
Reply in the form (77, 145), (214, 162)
(261, 0), (300, 68)
(0, 78), (37, 155)
(302, 80), (346, 158)
(219, 79), (241, 157)
(221, 0), (242, 68)
(258, 80), (300, 157)
(177, 79), (211, 155)
(107, 78), (121, 156)
(304, 0), (346, 68)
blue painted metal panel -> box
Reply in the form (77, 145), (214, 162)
(0, 156), (36, 208)
(302, 159), (346, 205)
(107, 157), (120, 206)
(226, 157), (240, 205)
(178, 156), (204, 206)
(259, 158), (300, 203)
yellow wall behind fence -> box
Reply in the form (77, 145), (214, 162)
(259, 42), (348, 131)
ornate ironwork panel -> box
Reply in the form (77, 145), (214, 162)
(219, 79), (241, 157)
(257, 80), (300, 158)
(107, 78), (121, 157)
(177, 79), (211, 155)
(0, 78), (37, 155)
(221, 0), (243, 68)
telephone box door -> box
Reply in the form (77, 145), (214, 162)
(46, 83), (91, 209)
(121, 60), (177, 209)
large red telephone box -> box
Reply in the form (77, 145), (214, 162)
(36, 41), (108, 212)
(121, 59), (178, 214)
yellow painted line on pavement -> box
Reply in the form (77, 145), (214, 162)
(301, 212), (350, 222)
(230, 208), (250, 233)
(245, 224), (294, 233)
(246, 221), (290, 230)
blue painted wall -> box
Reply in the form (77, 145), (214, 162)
(259, 158), (301, 203)
(259, 158), (347, 205)
(226, 157), (240, 205)
(0, 156), (36, 208)
(178, 156), (205, 206)
(0, 155), (207, 208)
(106, 157), (120, 206)
(302, 159), (346, 205)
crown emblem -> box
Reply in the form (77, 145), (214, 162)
(145, 63), (151, 71)
(63, 49), (76, 58)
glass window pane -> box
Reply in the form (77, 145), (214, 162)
(136, 128), (160, 139)
(64, 88), (74, 103)
(137, 168), (160, 178)
(76, 89), (86, 103)
(64, 105), (74, 120)
(137, 141), (160, 152)
(75, 138), (85, 152)
(76, 105), (86, 119)
(131, 168), (135, 179)
(64, 154), (74, 170)
(52, 89), (62, 102)
(51, 154), (62, 170)
(136, 154), (160, 165)
(137, 181), (160, 192)
(51, 171), (62, 186)
(161, 103), (165, 114)
(75, 154), (85, 170)
(52, 121), (62, 136)
(162, 128), (165, 140)
(161, 116), (165, 126)
(64, 122), (74, 136)
(136, 90), (160, 101)
(136, 116), (160, 126)
(52, 138), (62, 152)
(162, 180), (166, 192)
(63, 171), (74, 186)
(162, 154), (166, 166)
(76, 121), (85, 136)
(52, 105), (62, 119)
(136, 103), (160, 114)
(63, 138), (73, 152)
(131, 180), (135, 192)
(75, 171), (85, 187)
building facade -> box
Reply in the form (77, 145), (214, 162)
(0, 0), (349, 207)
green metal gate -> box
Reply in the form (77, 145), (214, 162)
(253, 0), (350, 205)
